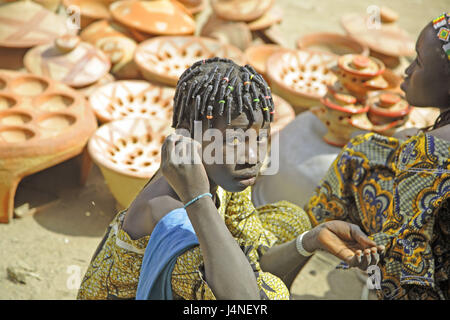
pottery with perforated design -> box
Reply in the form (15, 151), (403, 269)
(266, 49), (337, 112)
(89, 80), (175, 123)
(134, 36), (247, 87)
(0, 69), (97, 223)
(88, 117), (172, 208)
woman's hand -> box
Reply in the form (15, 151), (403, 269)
(303, 221), (385, 270)
(160, 133), (210, 204)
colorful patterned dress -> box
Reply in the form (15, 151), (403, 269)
(77, 187), (312, 300)
(305, 132), (450, 300)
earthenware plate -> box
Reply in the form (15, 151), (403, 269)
(110, 0), (195, 36)
(211, 0), (274, 22)
(244, 44), (285, 79)
(134, 36), (247, 87)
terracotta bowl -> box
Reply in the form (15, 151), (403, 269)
(297, 32), (370, 57)
(0, 69), (97, 223)
(244, 44), (285, 81)
(88, 117), (172, 208)
(110, 0), (195, 36)
(266, 49), (337, 112)
(88, 80), (175, 124)
(211, 0), (274, 22)
(24, 36), (111, 88)
(134, 36), (247, 87)
(63, 0), (111, 29)
(271, 94), (295, 135)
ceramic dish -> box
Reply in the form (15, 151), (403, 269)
(244, 44), (284, 80)
(266, 49), (337, 112)
(211, 0), (274, 22)
(367, 91), (412, 125)
(88, 80), (175, 123)
(79, 19), (132, 45)
(247, 6), (283, 31)
(88, 117), (172, 208)
(134, 36), (247, 87)
(0, 69), (97, 223)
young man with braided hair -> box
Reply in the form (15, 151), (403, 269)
(78, 58), (383, 300)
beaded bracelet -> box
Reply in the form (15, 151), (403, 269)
(184, 193), (213, 209)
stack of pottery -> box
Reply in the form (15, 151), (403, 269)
(134, 36), (247, 87)
(0, 69), (97, 223)
(202, 0), (285, 50)
(23, 35), (112, 94)
(0, 0), (73, 70)
(88, 117), (172, 209)
(313, 54), (413, 146)
(340, 6), (415, 69)
(265, 49), (337, 113)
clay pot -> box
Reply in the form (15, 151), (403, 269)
(211, 0), (274, 22)
(0, 69), (97, 223)
(314, 81), (372, 147)
(340, 7), (415, 66)
(244, 44), (284, 81)
(0, 1), (73, 70)
(266, 49), (337, 113)
(88, 117), (172, 208)
(134, 36), (247, 87)
(24, 35), (111, 88)
(271, 94), (295, 135)
(110, 0), (196, 36)
(200, 13), (253, 51)
(247, 6), (283, 31)
(297, 32), (370, 57)
(331, 54), (388, 101)
(63, 0), (111, 29)
(367, 91), (411, 125)
(88, 80), (175, 123)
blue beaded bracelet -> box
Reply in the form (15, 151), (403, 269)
(183, 193), (213, 209)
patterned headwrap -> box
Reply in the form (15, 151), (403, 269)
(432, 12), (450, 60)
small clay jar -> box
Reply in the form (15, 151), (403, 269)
(314, 81), (372, 147)
(367, 91), (411, 125)
(24, 35), (111, 88)
(332, 54), (388, 101)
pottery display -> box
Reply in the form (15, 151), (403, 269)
(367, 91), (411, 125)
(340, 6), (415, 68)
(0, 69), (97, 223)
(24, 35), (111, 88)
(211, 0), (274, 22)
(88, 80), (175, 123)
(62, 0), (111, 29)
(110, 0), (196, 36)
(200, 14), (252, 51)
(244, 44), (284, 81)
(0, 0), (72, 70)
(271, 94), (295, 135)
(331, 54), (388, 101)
(266, 49), (337, 112)
(88, 117), (172, 208)
(297, 32), (370, 57)
(134, 36), (247, 87)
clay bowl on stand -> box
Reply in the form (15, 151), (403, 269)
(88, 117), (172, 209)
(367, 91), (412, 126)
(0, 69), (97, 223)
(244, 44), (285, 82)
(62, 0), (111, 29)
(88, 80), (175, 124)
(110, 0), (196, 36)
(134, 36), (247, 87)
(313, 81), (372, 147)
(24, 35), (111, 88)
(331, 54), (388, 101)
(211, 0), (274, 22)
(0, 0), (73, 70)
(200, 13), (253, 51)
(266, 49), (337, 113)
(271, 94), (295, 135)
(297, 32), (370, 57)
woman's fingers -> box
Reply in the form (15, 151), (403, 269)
(349, 224), (377, 249)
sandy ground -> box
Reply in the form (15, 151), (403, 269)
(0, 0), (448, 300)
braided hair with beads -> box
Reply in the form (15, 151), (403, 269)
(171, 57), (275, 136)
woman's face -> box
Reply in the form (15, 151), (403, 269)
(401, 23), (450, 108)
(200, 109), (270, 193)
